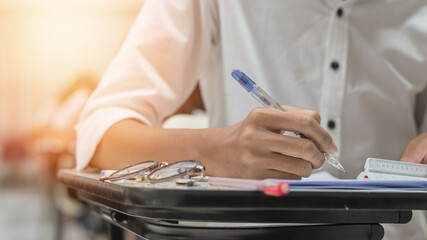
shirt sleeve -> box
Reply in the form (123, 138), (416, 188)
(75, 0), (210, 171)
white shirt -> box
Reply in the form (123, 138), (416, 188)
(76, 0), (427, 179)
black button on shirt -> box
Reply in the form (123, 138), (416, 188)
(330, 61), (340, 71)
(327, 120), (336, 129)
(337, 8), (344, 17)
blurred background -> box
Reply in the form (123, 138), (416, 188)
(0, 0), (144, 239)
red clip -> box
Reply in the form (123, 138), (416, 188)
(263, 182), (289, 197)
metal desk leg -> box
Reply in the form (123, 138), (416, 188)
(108, 223), (124, 240)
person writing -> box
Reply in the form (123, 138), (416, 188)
(75, 1), (427, 238)
(76, 1), (427, 181)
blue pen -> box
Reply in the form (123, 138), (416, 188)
(231, 69), (345, 173)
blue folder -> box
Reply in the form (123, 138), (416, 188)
(284, 180), (427, 190)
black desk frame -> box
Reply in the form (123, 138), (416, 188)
(59, 170), (427, 240)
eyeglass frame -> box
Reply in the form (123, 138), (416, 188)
(99, 159), (205, 183)
(99, 160), (163, 182)
(147, 160), (205, 183)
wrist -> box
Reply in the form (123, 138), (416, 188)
(195, 125), (240, 176)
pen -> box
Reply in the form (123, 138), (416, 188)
(207, 177), (289, 197)
(231, 69), (346, 173)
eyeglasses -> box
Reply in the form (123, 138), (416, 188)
(99, 160), (205, 184)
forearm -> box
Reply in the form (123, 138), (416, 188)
(90, 119), (208, 170)
(89, 107), (338, 179)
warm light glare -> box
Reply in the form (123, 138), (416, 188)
(0, 0), (143, 138)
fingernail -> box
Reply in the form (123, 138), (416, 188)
(327, 141), (338, 154)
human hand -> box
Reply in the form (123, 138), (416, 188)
(200, 106), (338, 179)
(400, 132), (427, 164)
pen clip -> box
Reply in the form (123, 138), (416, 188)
(263, 182), (289, 197)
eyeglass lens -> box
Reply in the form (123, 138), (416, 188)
(148, 160), (199, 181)
(110, 161), (157, 178)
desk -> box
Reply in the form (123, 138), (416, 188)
(58, 170), (427, 240)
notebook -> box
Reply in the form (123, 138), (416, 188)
(269, 158), (427, 191)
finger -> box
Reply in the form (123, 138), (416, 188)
(281, 105), (321, 123)
(262, 152), (313, 177)
(242, 150), (313, 177)
(256, 109), (337, 154)
(400, 148), (415, 163)
(401, 149), (427, 164)
(400, 133), (427, 164)
(259, 133), (325, 169)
